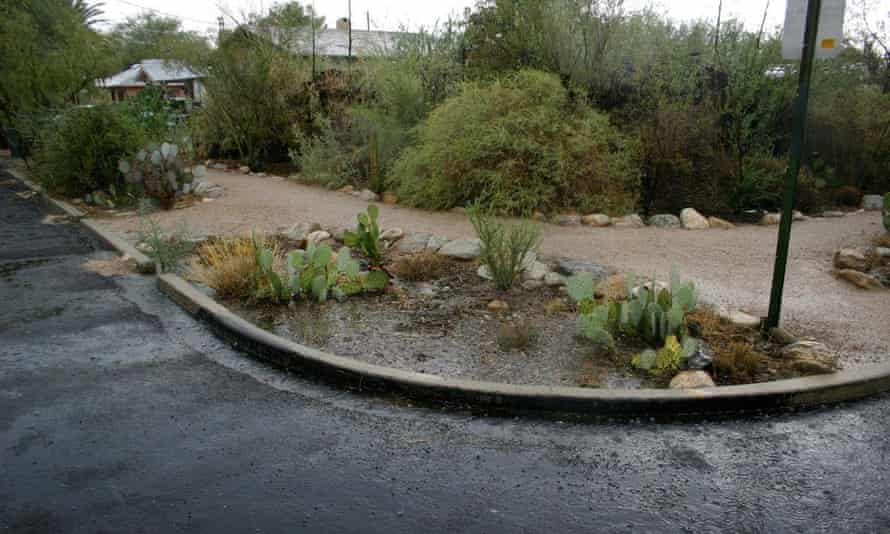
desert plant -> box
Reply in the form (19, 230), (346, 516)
(391, 251), (449, 282)
(119, 142), (204, 208)
(712, 341), (765, 384)
(190, 236), (263, 298)
(389, 69), (640, 215)
(344, 204), (384, 266)
(468, 202), (541, 291)
(138, 216), (194, 273)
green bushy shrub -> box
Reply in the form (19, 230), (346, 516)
(389, 69), (640, 215)
(33, 106), (145, 196)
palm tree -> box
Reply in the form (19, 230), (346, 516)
(70, 0), (105, 27)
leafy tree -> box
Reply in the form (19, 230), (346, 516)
(108, 13), (212, 70)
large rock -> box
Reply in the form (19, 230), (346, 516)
(356, 189), (379, 202)
(397, 233), (445, 254)
(669, 371), (716, 389)
(581, 213), (612, 227)
(379, 228), (405, 242)
(612, 214), (645, 228)
(648, 214), (681, 229)
(555, 214), (581, 226)
(781, 341), (837, 375)
(522, 261), (550, 282)
(680, 208), (710, 230)
(280, 221), (322, 242)
(836, 269), (884, 290)
(708, 216), (735, 230)
(822, 210), (845, 218)
(555, 259), (606, 279)
(306, 230), (331, 245)
(544, 272), (566, 287)
(862, 194), (884, 211)
(833, 248), (871, 272)
(438, 238), (482, 260)
(761, 213), (781, 226)
(193, 181), (224, 198)
(717, 308), (761, 329)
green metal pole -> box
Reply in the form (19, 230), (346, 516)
(766, 0), (822, 329)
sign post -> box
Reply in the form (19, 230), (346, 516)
(766, 0), (826, 329)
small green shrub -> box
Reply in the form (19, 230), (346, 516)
(468, 202), (541, 291)
(138, 216), (194, 273)
(34, 106), (145, 196)
(344, 204), (384, 266)
(389, 69), (640, 215)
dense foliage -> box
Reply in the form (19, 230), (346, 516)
(390, 70), (640, 215)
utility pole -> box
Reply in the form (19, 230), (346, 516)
(765, 0), (822, 330)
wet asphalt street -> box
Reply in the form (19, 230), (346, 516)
(2, 173), (890, 534)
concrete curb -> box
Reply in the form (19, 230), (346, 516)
(8, 167), (156, 274)
(159, 272), (890, 417)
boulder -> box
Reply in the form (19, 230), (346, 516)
(648, 214), (681, 229)
(239, 165), (250, 173)
(612, 214), (645, 228)
(862, 194), (884, 211)
(379, 228), (405, 242)
(338, 185), (355, 194)
(397, 233), (445, 254)
(631, 280), (668, 297)
(822, 210), (845, 218)
(520, 251), (538, 271)
(438, 238), (482, 260)
(836, 269), (884, 290)
(280, 221), (322, 242)
(522, 279), (544, 291)
(487, 300), (510, 313)
(555, 214), (581, 226)
(769, 327), (798, 346)
(833, 248), (871, 272)
(544, 272), (566, 287)
(717, 308), (761, 329)
(761, 213), (781, 226)
(669, 371), (716, 390)
(581, 213), (612, 227)
(781, 341), (837, 375)
(555, 259), (606, 279)
(680, 208), (710, 230)
(193, 181), (223, 198)
(683, 344), (714, 371)
(306, 230), (331, 245)
(522, 261), (550, 282)
(708, 216), (735, 230)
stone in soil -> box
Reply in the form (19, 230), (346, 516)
(338, 185), (355, 194)
(356, 189), (379, 202)
(397, 233), (446, 255)
(683, 345), (714, 371)
(522, 279), (544, 291)
(822, 210), (845, 218)
(555, 259), (606, 279)
(487, 300), (510, 313)
(478, 265), (493, 281)
(769, 327), (798, 346)
(193, 181), (224, 198)
(438, 238), (482, 260)
(680, 208), (710, 230)
(833, 248), (871, 272)
(380, 228), (404, 242)
(280, 221), (322, 243)
(239, 166), (250, 173)
(545, 272), (566, 287)
(669, 370), (716, 389)
(555, 214), (581, 226)
(708, 216), (735, 230)
(648, 214), (681, 229)
(582, 213), (612, 227)
(306, 230), (331, 245)
(612, 214), (645, 228)
(717, 308), (761, 329)
(522, 261), (550, 282)
(836, 269), (884, 290)
(861, 194), (884, 211)
(781, 341), (837, 375)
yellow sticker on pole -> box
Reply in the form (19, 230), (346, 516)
(782, 0), (846, 60)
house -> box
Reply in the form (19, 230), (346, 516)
(264, 18), (408, 59)
(100, 59), (206, 104)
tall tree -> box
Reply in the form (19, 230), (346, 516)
(109, 13), (212, 70)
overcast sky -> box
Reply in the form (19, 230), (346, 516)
(98, 0), (880, 38)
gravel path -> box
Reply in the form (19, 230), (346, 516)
(95, 170), (890, 367)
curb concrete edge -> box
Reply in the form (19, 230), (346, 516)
(158, 272), (890, 417)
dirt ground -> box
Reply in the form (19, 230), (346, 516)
(93, 169), (890, 368)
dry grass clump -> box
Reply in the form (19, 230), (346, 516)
(391, 251), (450, 282)
(497, 321), (539, 351)
(687, 307), (768, 385)
(190, 236), (278, 298)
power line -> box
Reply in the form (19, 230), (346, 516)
(105, 0), (218, 26)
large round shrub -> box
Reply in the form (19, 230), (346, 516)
(388, 70), (640, 215)
(34, 106), (145, 196)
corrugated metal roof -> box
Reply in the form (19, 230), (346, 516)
(266, 28), (406, 58)
(100, 60), (204, 88)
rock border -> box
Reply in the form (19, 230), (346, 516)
(11, 168), (890, 417)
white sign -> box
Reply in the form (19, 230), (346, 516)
(782, 0), (846, 60)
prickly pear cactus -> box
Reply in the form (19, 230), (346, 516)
(119, 143), (187, 209)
